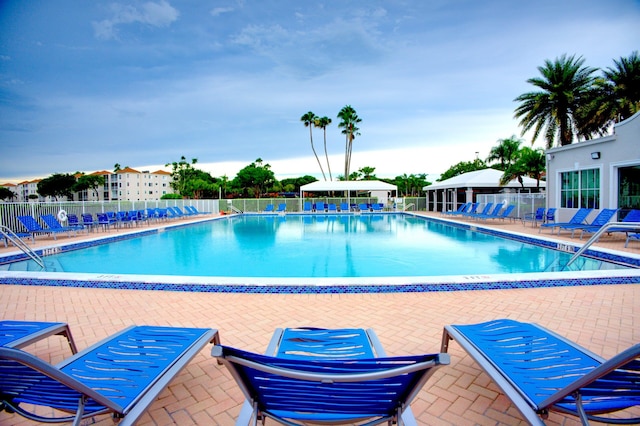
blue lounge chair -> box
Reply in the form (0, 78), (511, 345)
(372, 203), (384, 212)
(339, 202), (349, 212)
(276, 203), (286, 213)
(0, 320), (77, 353)
(540, 208), (593, 234)
(315, 202), (327, 212)
(560, 208), (618, 238)
(545, 207), (557, 224)
(461, 202), (479, 217)
(497, 204), (516, 221)
(165, 207), (177, 219)
(476, 203), (504, 220)
(116, 211), (133, 227)
(40, 214), (78, 236)
(156, 208), (169, 220)
(327, 203), (337, 212)
(358, 203), (370, 212)
(442, 319), (640, 425)
(0, 325), (218, 425)
(127, 210), (140, 225)
(522, 207), (545, 227)
(303, 201), (312, 212)
(106, 211), (118, 225)
(263, 204), (274, 213)
(96, 212), (115, 231)
(466, 202), (493, 218)
(17, 215), (67, 240)
(186, 205), (209, 215)
(66, 213), (85, 231)
(442, 202), (470, 216)
(577, 209), (640, 243)
(175, 206), (195, 216)
(213, 327), (449, 426)
(81, 213), (99, 231)
(2, 230), (34, 247)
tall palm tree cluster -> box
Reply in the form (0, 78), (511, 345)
(514, 51), (640, 148)
(301, 105), (362, 181)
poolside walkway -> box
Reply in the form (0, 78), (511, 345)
(1, 212), (639, 425)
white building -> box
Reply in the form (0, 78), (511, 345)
(545, 111), (640, 222)
(2, 168), (174, 202)
(423, 168), (545, 212)
(114, 167), (173, 201)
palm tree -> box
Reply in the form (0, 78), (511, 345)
(486, 136), (523, 171)
(314, 116), (333, 181)
(579, 51), (640, 135)
(602, 51), (640, 122)
(300, 111), (326, 180)
(514, 54), (597, 147)
(337, 105), (362, 181)
(499, 147), (546, 188)
(358, 166), (376, 180)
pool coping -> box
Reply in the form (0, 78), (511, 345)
(1, 212), (639, 294)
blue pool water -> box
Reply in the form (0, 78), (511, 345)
(10, 214), (625, 277)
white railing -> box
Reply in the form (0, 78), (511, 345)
(0, 197), (428, 234)
(0, 199), (220, 233)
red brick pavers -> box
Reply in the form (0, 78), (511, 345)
(1, 283), (638, 425)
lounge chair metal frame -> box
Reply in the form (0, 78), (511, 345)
(214, 327), (449, 426)
(1, 325), (218, 425)
(441, 319), (640, 425)
(0, 320), (77, 353)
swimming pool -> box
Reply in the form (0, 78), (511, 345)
(0, 212), (640, 294)
(1, 213), (632, 276)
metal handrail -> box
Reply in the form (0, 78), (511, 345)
(566, 222), (640, 268)
(404, 203), (416, 211)
(0, 226), (45, 269)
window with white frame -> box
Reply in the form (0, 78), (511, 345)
(560, 168), (600, 209)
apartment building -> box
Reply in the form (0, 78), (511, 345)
(2, 168), (174, 202)
(113, 167), (173, 201)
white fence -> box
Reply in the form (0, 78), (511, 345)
(0, 196), (431, 234)
(476, 193), (546, 219)
(0, 199), (220, 233)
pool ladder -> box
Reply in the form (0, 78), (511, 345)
(0, 225), (44, 269)
(566, 222), (639, 268)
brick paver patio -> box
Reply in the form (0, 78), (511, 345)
(1, 212), (638, 425)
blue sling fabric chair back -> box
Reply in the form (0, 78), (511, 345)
(213, 344), (448, 426)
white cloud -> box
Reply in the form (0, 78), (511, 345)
(211, 7), (234, 17)
(93, 0), (179, 40)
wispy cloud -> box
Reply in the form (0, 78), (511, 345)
(210, 7), (235, 17)
(93, 0), (179, 40)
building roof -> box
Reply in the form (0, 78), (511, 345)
(117, 167), (140, 174)
(301, 180), (397, 193)
(424, 168), (545, 190)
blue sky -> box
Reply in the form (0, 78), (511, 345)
(1, 0), (639, 183)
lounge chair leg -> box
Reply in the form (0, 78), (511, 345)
(72, 397), (85, 426)
(574, 392), (590, 426)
